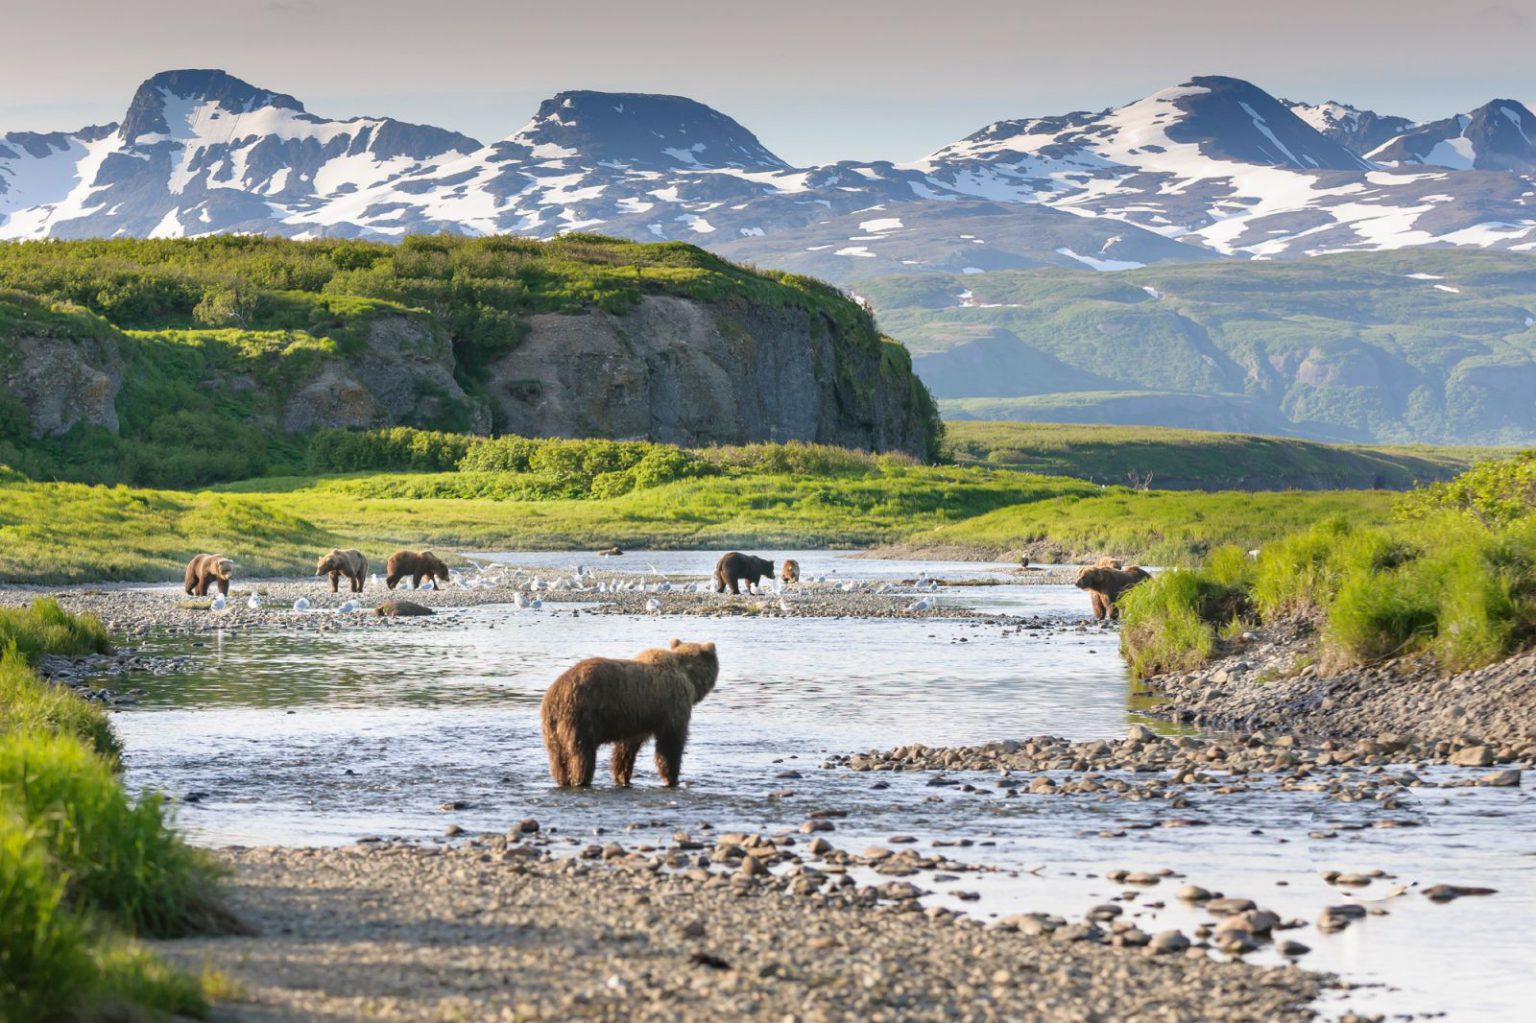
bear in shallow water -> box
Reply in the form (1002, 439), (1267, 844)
(1074, 563), (1151, 620)
(315, 548), (368, 593)
(713, 552), (775, 595)
(184, 554), (235, 597)
(540, 639), (720, 788)
(385, 550), (449, 590)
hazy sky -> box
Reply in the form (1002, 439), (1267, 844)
(2, 0), (1532, 165)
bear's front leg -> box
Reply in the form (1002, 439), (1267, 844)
(217, 578), (230, 597)
(330, 572), (340, 593)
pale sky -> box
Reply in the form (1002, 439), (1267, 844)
(2, 0), (1532, 165)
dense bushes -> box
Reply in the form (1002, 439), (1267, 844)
(307, 426), (482, 474)
(0, 601), (232, 1020)
(1120, 453), (1536, 678)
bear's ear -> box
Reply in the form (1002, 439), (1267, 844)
(422, 549), (433, 556)
(670, 638), (682, 649)
(703, 642), (716, 654)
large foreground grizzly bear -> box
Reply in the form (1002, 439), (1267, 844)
(315, 548), (368, 593)
(183, 554), (235, 597)
(714, 552), (774, 595)
(541, 639), (720, 788)
(385, 550), (450, 590)
(1074, 562), (1151, 621)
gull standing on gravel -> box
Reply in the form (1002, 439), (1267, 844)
(209, 595), (227, 612)
(246, 593), (262, 610)
(908, 597), (934, 613)
(293, 597), (311, 611)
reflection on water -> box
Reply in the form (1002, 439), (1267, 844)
(108, 552), (1534, 1023)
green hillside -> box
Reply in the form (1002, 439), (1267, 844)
(0, 235), (937, 487)
(944, 421), (1480, 491)
(858, 248), (1536, 445)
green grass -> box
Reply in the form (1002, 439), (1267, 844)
(1118, 453), (1536, 678)
(0, 601), (230, 1020)
(908, 487), (1395, 564)
(944, 421), (1479, 491)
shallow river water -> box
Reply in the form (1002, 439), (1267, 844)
(109, 551), (1534, 1022)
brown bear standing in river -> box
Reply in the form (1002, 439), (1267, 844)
(385, 550), (450, 590)
(183, 554), (235, 597)
(541, 639), (720, 788)
(780, 559), (800, 585)
(714, 552), (775, 594)
(1074, 562), (1151, 620)
(315, 548), (368, 593)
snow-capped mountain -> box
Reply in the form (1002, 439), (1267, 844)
(1366, 99), (1536, 173)
(3, 70), (1536, 278)
(1282, 100), (1414, 156)
(0, 69), (480, 239)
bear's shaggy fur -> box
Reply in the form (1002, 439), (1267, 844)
(1074, 564), (1151, 620)
(315, 548), (368, 593)
(183, 554), (235, 597)
(541, 639), (719, 788)
(714, 552), (774, 595)
(781, 559), (800, 584)
(385, 550), (450, 590)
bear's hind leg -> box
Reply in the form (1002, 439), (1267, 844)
(611, 739), (642, 786)
(573, 742), (598, 787)
(654, 727), (688, 787)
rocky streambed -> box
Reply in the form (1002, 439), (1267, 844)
(151, 843), (1324, 1023)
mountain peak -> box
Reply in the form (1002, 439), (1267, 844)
(1367, 97), (1536, 172)
(509, 90), (790, 171)
(121, 69), (304, 141)
(1156, 76), (1373, 170)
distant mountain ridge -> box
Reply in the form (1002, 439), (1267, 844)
(2, 69), (1536, 279)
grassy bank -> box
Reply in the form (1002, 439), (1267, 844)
(1119, 451), (1536, 679)
(944, 421), (1477, 491)
(0, 429), (1400, 582)
(1, 601), (230, 1021)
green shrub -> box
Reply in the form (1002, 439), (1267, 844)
(0, 731), (230, 938)
(307, 426), (481, 473)
(1398, 449), (1536, 526)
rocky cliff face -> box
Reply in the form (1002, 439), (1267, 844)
(1, 300), (936, 458)
(486, 295), (932, 454)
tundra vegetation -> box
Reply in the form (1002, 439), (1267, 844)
(0, 601), (231, 1021)
(1120, 451), (1536, 679)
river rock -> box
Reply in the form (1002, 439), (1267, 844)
(1450, 745), (1495, 767)
(1479, 769), (1521, 787)
(1147, 930), (1190, 955)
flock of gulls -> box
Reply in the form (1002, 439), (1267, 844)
(208, 559), (947, 616)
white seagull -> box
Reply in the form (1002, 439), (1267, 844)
(293, 597), (311, 611)
(907, 597), (934, 613)
(246, 593), (262, 610)
(209, 595), (227, 611)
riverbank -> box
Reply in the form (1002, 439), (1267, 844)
(1137, 618), (1536, 748)
(150, 843), (1324, 1023)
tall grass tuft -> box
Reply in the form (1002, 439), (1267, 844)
(0, 649), (120, 760)
(0, 598), (112, 664)
(1119, 571), (1218, 678)
(0, 732), (237, 938)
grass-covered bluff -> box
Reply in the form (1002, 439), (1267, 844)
(1121, 451), (1536, 679)
(0, 234), (942, 486)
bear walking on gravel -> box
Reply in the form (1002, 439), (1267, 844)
(315, 549), (368, 593)
(541, 639), (720, 788)
(1074, 562), (1151, 621)
(385, 550), (450, 590)
(780, 559), (800, 585)
(714, 552), (774, 595)
(184, 554), (235, 597)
